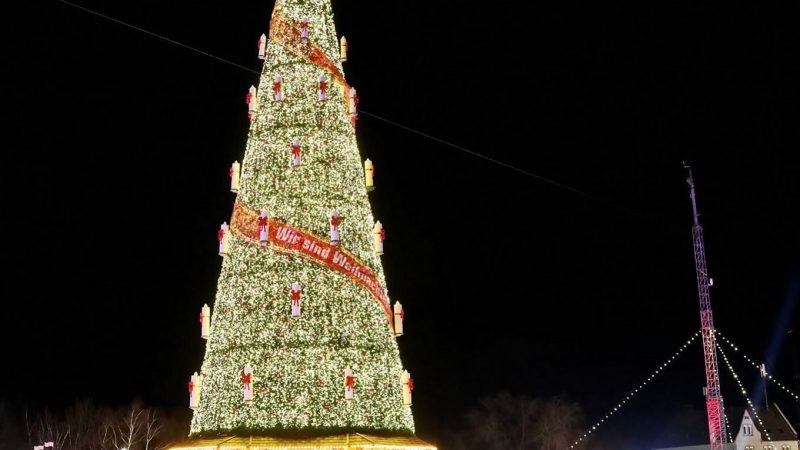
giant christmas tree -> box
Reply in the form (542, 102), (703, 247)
(171, 1), (435, 449)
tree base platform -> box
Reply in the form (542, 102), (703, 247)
(168, 433), (437, 450)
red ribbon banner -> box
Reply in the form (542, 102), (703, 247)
(269, 7), (351, 93)
(230, 201), (392, 323)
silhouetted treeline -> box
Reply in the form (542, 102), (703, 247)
(0, 399), (189, 450)
(444, 393), (584, 450)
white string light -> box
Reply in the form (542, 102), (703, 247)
(723, 408), (732, 443)
(568, 331), (701, 449)
(715, 341), (772, 441)
(716, 330), (800, 402)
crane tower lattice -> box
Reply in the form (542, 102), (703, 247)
(686, 166), (728, 450)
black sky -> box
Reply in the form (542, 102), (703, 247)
(6, 0), (800, 448)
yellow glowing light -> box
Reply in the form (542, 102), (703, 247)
(169, 433), (436, 450)
(188, 0), (417, 438)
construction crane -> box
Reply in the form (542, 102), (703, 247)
(685, 164), (728, 450)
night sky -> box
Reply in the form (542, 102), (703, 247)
(6, 0), (800, 448)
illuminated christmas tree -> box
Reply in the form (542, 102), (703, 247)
(175, 1), (433, 448)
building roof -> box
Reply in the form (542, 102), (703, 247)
(749, 404), (798, 442)
(651, 403), (799, 450)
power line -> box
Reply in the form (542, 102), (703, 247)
(57, 0), (261, 75)
(358, 110), (643, 216)
(57, 0), (647, 220)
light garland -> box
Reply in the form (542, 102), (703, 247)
(715, 342), (771, 441)
(716, 330), (800, 402)
(723, 407), (732, 443)
(568, 331), (701, 449)
(188, 0), (415, 437)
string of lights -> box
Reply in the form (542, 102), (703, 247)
(185, 0), (418, 434)
(568, 331), (701, 449)
(723, 409), (733, 443)
(715, 342), (772, 441)
(715, 331), (800, 402)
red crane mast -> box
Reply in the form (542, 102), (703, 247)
(685, 165), (727, 450)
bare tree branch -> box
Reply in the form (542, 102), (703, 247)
(458, 393), (583, 450)
(23, 399), (184, 450)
